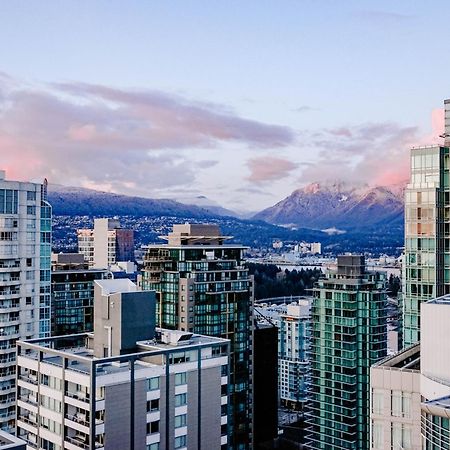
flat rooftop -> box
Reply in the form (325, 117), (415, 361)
(373, 343), (420, 371)
(18, 329), (228, 375)
(427, 295), (450, 305)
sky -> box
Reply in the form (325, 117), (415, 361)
(0, 0), (450, 212)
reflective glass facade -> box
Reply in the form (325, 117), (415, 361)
(141, 244), (253, 450)
(403, 146), (449, 347)
(306, 256), (387, 450)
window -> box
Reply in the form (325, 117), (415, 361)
(27, 205), (36, 215)
(26, 297), (32, 306)
(146, 420), (159, 435)
(372, 389), (384, 415)
(175, 372), (187, 386)
(174, 435), (186, 449)
(372, 421), (383, 449)
(147, 444), (159, 450)
(391, 423), (412, 449)
(175, 414), (187, 428)
(391, 391), (411, 418)
(27, 191), (36, 201)
(148, 377), (160, 391)
(175, 393), (187, 407)
(147, 399), (159, 412)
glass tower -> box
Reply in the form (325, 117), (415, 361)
(141, 224), (253, 450)
(306, 255), (387, 450)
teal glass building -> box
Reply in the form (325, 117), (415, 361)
(141, 224), (253, 450)
(306, 255), (387, 450)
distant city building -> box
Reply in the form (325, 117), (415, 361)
(256, 299), (311, 410)
(370, 295), (450, 450)
(77, 218), (134, 269)
(306, 255), (388, 450)
(141, 223), (253, 450)
(273, 240), (283, 249)
(16, 279), (229, 450)
(293, 242), (322, 255)
(51, 253), (109, 336)
(0, 170), (51, 431)
(403, 98), (450, 347)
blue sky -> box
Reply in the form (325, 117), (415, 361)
(0, 1), (449, 211)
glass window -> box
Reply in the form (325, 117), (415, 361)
(148, 377), (160, 391)
(175, 393), (187, 407)
(174, 435), (187, 449)
(372, 421), (383, 449)
(175, 372), (187, 386)
(372, 389), (384, 415)
(175, 414), (187, 428)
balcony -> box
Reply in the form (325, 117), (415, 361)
(18, 374), (38, 385)
(66, 413), (89, 427)
(66, 435), (90, 449)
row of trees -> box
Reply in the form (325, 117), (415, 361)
(246, 263), (402, 300)
(246, 263), (323, 300)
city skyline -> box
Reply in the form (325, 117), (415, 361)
(2, 2), (450, 210)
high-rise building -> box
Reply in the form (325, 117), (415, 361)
(141, 224), (253, 450)
(77, 218), (134, 269)
(306, 255), (387, 450)
(0, 170), (51, 431)
(255, 300), (311, 410)
(16, 279), (229, 450)
(51, 253), (110, 336)
(403, 98), (450, 347)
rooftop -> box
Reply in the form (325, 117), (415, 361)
(0, 430), (26, 448)
(373, 343), (420, 371)
(427, 294), (450, 305)
(18, 328), (229, 375)
(95, 278), (137, 295)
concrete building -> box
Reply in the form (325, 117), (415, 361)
(306, 255), (388, 450)
(0, 171), (51, 431)
(16, 279), (229, 450)
(370, 344), (421, 450)
(370, 296), (450, 450)
(403, 98), (450, 347)
(51, 253), (110, 336)
(77, 218), (134, 269)
(141, 224), (253, 450)
(255, 300), (311, 410)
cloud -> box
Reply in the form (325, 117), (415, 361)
(297, 114), (445, 187)
(292, 105), (317, 113)
(246, 156), (298, 183)
(0, 75), (295, 196)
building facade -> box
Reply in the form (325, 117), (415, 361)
(403, 98), (450, 347)
(0, 171), (51, 431)
(369, 344), (421, 450)
(306, 255), (387, 450)
(255, 300), (311, 410)
(141, 224), (253, 450)
(51, 253), (109, 336)
(370, 295), (450, 450)
(16, 279), (229, 450)
(77, 218), (134, 269)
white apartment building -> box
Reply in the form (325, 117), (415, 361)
(77, 219), (134, 269)
(0, 170), (51, 431)
(370, 295), (450, 450)
(16, 279), (229, 450)
(255, 299), (311, 410)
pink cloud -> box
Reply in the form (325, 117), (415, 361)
(0, 75), (295, 193)
(247, 156), (298, 183)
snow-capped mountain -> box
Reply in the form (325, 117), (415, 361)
(253, 182), (405, 230)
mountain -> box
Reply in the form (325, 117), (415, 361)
(174, 195), (238, 217)
(253, 182), (404, 230)
(47, 184), (222, 219)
